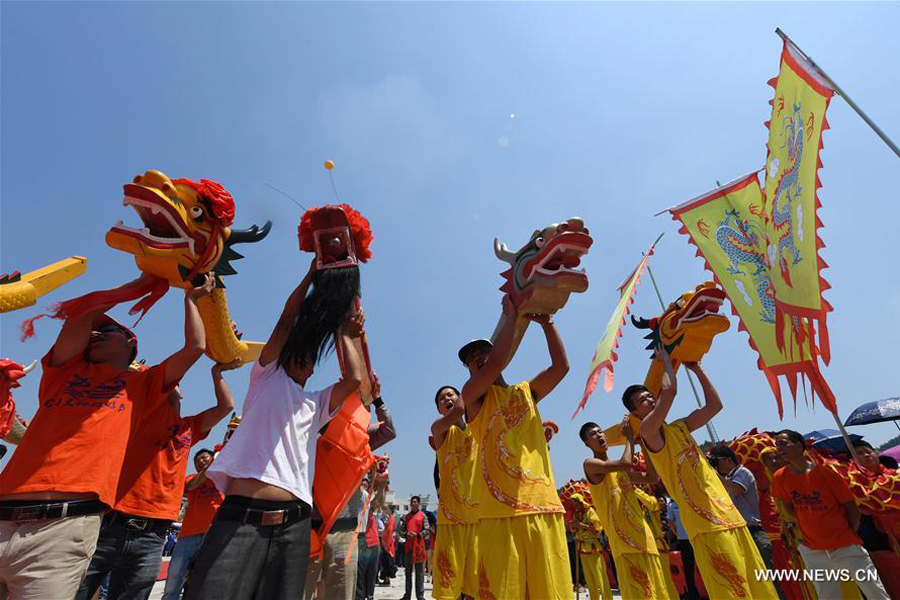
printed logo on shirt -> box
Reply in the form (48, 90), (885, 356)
(156, 422), (194, 459)
(43, 374), (128, 412)
(789, 490), (826, 512)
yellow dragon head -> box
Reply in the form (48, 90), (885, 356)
(633, 281), (730, 395)
(106, 170), (270, 288)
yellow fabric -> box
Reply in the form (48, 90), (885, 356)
(613, 552), (679, 600)
(574, 506), (603, 554)
(669, 174), (811, 371)
(432, 522), (478, 600)
(580, 552), (613, 600)
(691, 527), (778, 599)
(435, 424), (479, 525)
(763, 42), (834, 317)
(634, 488), (669, 554)
(468, 382), (564, 518)
(474, 513), (572, 600)
(647, 421), (745, 537)
(589, 472), (658, 556)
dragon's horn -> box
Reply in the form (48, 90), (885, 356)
(229, 221), (272, 245)
(23, 360), (38, 374)
(631, 316), (652, 330)
(493, 238), (516, 263)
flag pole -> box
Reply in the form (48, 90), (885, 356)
(645, 264), (719, 444)
(776, 28), (900, 160)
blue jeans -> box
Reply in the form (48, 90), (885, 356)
(75, 512), (168, 600)
(161, 534), (206, 600)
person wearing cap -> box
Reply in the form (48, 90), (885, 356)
(430, 385), (478, 600)
(183, 261), (366, 600)
(580, 420), (676, 600)
(0, 273), (214, 600)
(568, 493), (612, 600)
(621, 346), (777, 599)
(460, 295), (573, 600)
(75, 355), (240, 600)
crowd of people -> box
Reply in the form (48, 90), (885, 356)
(0, 234), (895, 600)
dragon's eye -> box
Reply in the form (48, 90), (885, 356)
(534, 237), (545, 249)
(676, 299), (686, 308)
(190, 206), (205, 220)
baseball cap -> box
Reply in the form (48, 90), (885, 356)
(457, 339), (493, 365)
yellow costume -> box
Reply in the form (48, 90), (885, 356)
(645, 420), (777, 599)
(571, 498), (613, 600)
(468, 382), (571, 600)
(434, 424), (479, 600)
(589, 473), (676, 600)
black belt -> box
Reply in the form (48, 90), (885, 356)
(105, 510), (173, 534)
(0, 499), (107, 522)
(216, 501), (310, 527)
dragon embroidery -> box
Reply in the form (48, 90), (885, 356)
(768, 101), (805, 288)
(436, 549), (455, 592)
(623, 556), (653, 599)
(715, 209), (775, 324)
(440, 431), (479, 524)
(705, 544), (748, 598)
(106, 170), (271, 364)
(478, 562), (497, 600)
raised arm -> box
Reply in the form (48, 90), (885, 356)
(163, 274), (215, 389)
(259, 260), (315, 367)
(192, 360), (241, 434)
(367, 374), (397, 451)
(329, 310), (365, 414)
(584, 418), (637, 483)
(47, 275), (149, 367)
(628, 453), (660, 485)
(463, 295), (518, 421)
(639, 346), (678, 447)
(527, 314), (569, 403)
(681, 362), (722, 433)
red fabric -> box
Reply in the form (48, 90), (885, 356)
(771, 539), (809, 600)
(0, 360), (25, 438)
(297, 204), (373, 262)
(383, 515), (396, 557)
(365, 510), (379, 548)
(180, 475), (225, 537)
(773, 464), (861, 551)
(20, 276), (170, 340)
(0, 353), (173, 506)
(172, 178), (235, 227)
(404, 511), (426, 563)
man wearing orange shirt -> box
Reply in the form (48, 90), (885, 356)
(161, 448), (225, 600)
(75, 359), (237, 600)
(0, 274), (212, 600)
(772, 429), (890, 600)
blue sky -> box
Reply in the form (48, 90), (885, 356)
(2, 2), (899, 500)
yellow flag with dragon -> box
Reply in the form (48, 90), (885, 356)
(670, 172), (836, 416)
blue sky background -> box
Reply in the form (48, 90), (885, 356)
(2, 2), (899, 500)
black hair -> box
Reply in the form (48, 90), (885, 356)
(579, 421), (600, 442)
(709, 445), (739, 462)
(277, 267), (360, 372)
(879, 456), (899, 469)
(622, 384), (648, 411)
(411, 495), (421, 503)
(775, 429), (805, 446)
(194, 448), (214, 460)
(853, 440), (875, 452)
(434, 386), (460, 407)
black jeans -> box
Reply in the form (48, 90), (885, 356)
(402, 556), (425, 600)
(74, 511), (169, 600)
(183, 496), (311, 600)
(355, 537), (379, 600)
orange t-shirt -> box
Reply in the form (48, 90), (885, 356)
(179, 474), (224, 537)
(113, 398), (209, 520)
(0, 353), (171, 507)
(773, 463), (862, 551)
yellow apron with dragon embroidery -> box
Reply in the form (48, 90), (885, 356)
(434, 424), (480, 600)
(467, 382), (564, 518)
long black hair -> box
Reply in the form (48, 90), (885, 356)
(277, 266), (360, 371)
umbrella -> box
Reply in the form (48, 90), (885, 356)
(805, 431), (863, 455)
(804, 429), (841, 441)
(881, 445), (900, 462)
(844, 397), (900, 431)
